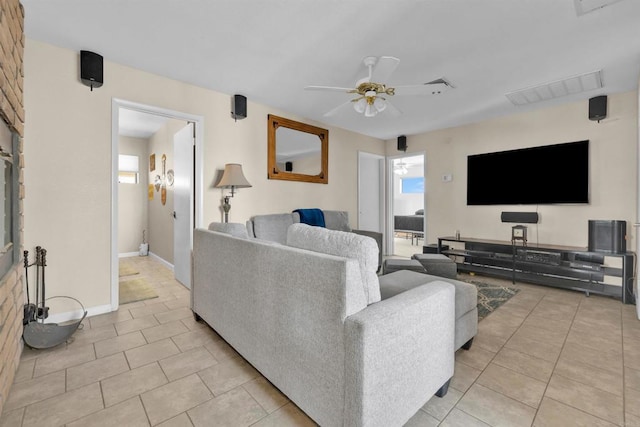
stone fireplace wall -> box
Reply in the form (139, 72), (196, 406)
(0, 0), (25, 416)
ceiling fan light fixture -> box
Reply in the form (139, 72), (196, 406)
(364, 103), (376, 117)
(354, 98), (366, 113)
(374, 97), (387, 112)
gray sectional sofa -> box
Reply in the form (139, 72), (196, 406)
(193, 223), (456, 426)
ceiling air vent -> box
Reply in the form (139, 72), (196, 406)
(505, 70), (603, 106)
(574, 0), (625, 16)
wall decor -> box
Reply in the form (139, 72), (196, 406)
(167, 169), (174, 186)
(149, 153), (156, 172)
(148, 184), (154, 200)
(267, 114), (328, 184)
(161, 154), (167, 205)
(154, 175), (161, 191)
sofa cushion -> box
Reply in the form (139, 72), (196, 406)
(208, 222), (249, 239)
(286, 223), (381, 305)
(323, 211), (352, 232)
(251, 213), (299, 244)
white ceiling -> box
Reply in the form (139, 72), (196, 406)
(21, 0), (640, 140)
(118, 108), (169, 138)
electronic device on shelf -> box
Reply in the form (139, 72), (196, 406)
(515, 249), (562, 265)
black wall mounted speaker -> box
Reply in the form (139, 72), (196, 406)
(285, 161), (293, 172)
(501, 211), (539, 224)
(588, 219), (626, 254)
(231, 94), (247, 121)
(589, 95), (607, 122)
(80, 50), (103, 91)
(397, 135), (407, 152)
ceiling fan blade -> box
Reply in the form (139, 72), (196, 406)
(324, 100), (355, 117)
(305, 85), (355, 93)
(384, 100), (402, 117)
(370, 56), (400, 83)
(393, 79), (453, 96)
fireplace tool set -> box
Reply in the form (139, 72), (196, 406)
(22, 246), (87, 349)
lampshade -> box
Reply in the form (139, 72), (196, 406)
(216, 163), (252, 189)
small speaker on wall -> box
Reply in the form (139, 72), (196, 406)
(285, 161), (293, 172)
(589, 95), (607, 122)
(588, 219), (626, 254)
(398, 135), (407, 152)
(231, 94), (247, 121)
(80, 50), (103, 91)
(501, 212), (539, 224)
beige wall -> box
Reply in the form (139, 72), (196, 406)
(23, 39), (385, 312)
(386, 91), (639, 249)
(146, 119), (188, 265)
(118, 136), (149, 254)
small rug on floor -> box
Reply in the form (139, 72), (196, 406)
(469, 281), (520, 321)
(119, 278), (158, 304)
(119, 264), (139, 277)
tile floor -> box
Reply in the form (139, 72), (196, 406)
(1, 255), (640, 426)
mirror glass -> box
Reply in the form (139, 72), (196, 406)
(268, 115), (328, 184)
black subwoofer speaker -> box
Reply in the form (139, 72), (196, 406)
(588, 220), (626, 253)
(589, 95), (607, 122)
(397, 135), (407, 152)
(80, 50), (103, 90)
(231, 94), (247, 120)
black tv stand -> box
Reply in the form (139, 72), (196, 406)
(437, 236), (635, 304)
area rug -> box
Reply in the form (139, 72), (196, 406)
(119, 278), (158, 304)
(469, 281), (520, 321)
(118, 264), (139, 277)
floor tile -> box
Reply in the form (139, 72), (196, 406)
(12, 358), (35, 383)
(159, 346), (218, 381)
(204, 336), (241, 363)
(511, 323), (567, 347)
(545, 374), (623, 425)
(453, 345), (495, 371)
(472, 332), (509, 353)
(421, 387), (463, 420)
(66, 396), (149, 427)
(250, 402), (316, 427)
(67, 352), (130, 390)
(457, 383), (536, 426)
(69, 324), (118, 347)
(141, 319), (190, 343)
(439, 408), (490, 427)
(492, 347), (555, 382)
(553, 358), (623, 396)
(129, 301), (170, 318)
(94, 330), (147, 358)
(114, 314), (160, 335)
(101, 362), (168, 407)
(450, 360), (482, 393)
(156, 413), (194, 426)
(141, 373), (213, 425)
(0, 408), (24, 427)
(187, 387), (267, 427)
(404, 409), (440, 427)
(242, 376), (289, 413)
(559, 341), (623, 374)
(626, 387), (640, 418)
(504, 333), (561, 363)
(626, 366), (640, 392)
(171, 328), (221, 352)
(533, 397), (617, 426)
(198, 357), (260, 396)
(32, 343), (95, 377)
(4, 370), (66, 412)
(21, 382), (104, 427)
(476, 363), (546, 408)
(155, 307), (193, 324)
(89, 310), (133, 329)
(125, 337), (181, 369)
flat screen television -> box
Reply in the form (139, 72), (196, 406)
(467, 140), (589, 205)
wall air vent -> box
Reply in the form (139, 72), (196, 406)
(505, 70), (603, 106)
(574, 0), (625, 16)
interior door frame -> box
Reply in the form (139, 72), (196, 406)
(357, 150), (385, 241)
(385, 151), (426, 256)
(111, 98), (204, 311)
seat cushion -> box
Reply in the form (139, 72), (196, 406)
(379, 270), (477, 318)
(322, 211), (352, 232)
(382, 259), (426, 275)
(286, 223), (380, 305)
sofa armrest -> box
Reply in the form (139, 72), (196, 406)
(352, 229), (383, 271)
(344, 282), (455, 426)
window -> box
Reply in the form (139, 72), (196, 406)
(401, 177), (424, 194)
(0, 122), (18, 277)
(118, 154), (139, 184)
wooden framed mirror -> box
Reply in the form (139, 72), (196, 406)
(268, 114), (328, 184)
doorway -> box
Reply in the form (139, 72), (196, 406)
(111, 99), (204, 311)
(357, 151), (385, 234)
(386, 153), (425, 258)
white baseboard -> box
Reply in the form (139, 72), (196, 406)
(118, 252), (140, 258)
(43, 303), (112, 324)
(149, 252), (174, 271)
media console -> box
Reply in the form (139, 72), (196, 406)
(436, 236), (635, 304)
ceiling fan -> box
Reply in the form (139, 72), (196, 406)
(305, 56), (452, 118)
